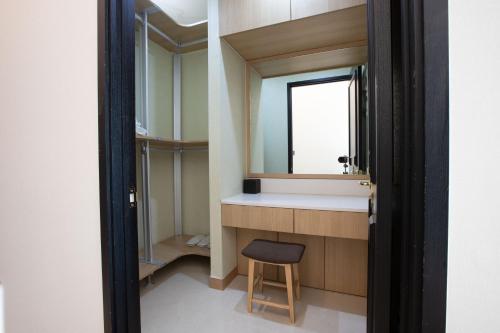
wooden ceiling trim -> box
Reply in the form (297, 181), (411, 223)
(223, 5), (367, 61)
(251, 45), (368, 78)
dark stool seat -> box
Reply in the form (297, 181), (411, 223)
(242, 239), (305, 264)
(242, 239), (306, 323)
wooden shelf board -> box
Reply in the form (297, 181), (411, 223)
(139, 263), (158, 280)
(223, 5), (367, 61)
(136, 134), (208, 150)
(139, 235), (210, 280)
(136, 0), (207, 53)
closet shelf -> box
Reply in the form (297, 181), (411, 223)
(139, 235), (210, 280)
(136, 134), (208, 150)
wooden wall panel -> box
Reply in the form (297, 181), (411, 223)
(294, 209), (368, 240)
(325, 237), (368, 296)
(236, 228), (278, 280)
(222, 204), (294, 233)
(219, 0), (291, 36)
(278, 233), (325, 289)
(291, 0), (365, 20)
(223, 5), (367, 61)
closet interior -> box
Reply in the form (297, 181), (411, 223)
(134, 0), (210, 281)
(133, 0), (371, 331)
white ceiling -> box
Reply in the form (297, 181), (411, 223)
(151, 0), (207, 26)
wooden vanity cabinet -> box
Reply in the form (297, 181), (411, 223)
(222, 203), (369, 296)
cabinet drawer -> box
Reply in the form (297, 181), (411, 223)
(294, 209), (368, 240)
(221, 204), (293, 233)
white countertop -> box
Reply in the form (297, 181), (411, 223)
(221, 193), (369, 213)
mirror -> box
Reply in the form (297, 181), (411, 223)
(248, 64), (369, 177)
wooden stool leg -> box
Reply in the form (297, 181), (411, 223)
(247, 259), (255, 313)
(285, 264), (295, 323)
(293, 263), (301, 300)
(258, 262), (264, 293)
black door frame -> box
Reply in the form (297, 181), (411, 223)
(367, 0), (449, 332)
(98, 0), (449, 332)
(98, 0), (140, 332)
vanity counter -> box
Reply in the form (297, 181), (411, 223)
(221, 192), (370, 297)
(221, 193), (368, 213)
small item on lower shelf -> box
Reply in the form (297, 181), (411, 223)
(197, 235), (210, 248)
(136, 121), (147, 136)
(186, 234), (205, 247)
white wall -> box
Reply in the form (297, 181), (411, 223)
(0, 1), (103, 332)
(447, 1), (500, 332)
(208, 0), (246, 279)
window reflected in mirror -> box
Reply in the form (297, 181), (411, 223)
(249, 65), (369, 176)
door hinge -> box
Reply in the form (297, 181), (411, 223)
(129, 186), (137, 208)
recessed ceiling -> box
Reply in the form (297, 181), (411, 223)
(151, 0), (207, 27)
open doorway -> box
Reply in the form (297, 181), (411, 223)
(98, 0), (449, 332)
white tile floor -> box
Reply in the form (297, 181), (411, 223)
(140, 256), (366, 333)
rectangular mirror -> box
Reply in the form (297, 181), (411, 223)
(248, 64), (369, 178)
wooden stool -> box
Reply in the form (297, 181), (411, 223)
(241, 239), (305, 323)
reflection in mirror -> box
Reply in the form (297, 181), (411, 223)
(249, 65), (369, 176)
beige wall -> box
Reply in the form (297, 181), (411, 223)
(182, 49), (209, 141)
(448, 1), (500, 332)
(208, 0), (246, 279)
(181, 49), (210, 236)
(0, 1), (103, 332)
(135, 38), (176, 248)
(136, 44), (209, 244)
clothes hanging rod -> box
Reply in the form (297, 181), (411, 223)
(135, 13), (177, 47)
(149, 147), (208, 153)
(134, 13), (207, 49)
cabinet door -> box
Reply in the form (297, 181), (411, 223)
(278, 233), (325, 289)
(291, 0), (365, 20)
(219, 0), (291, 36)
(325, 237), (368, 296)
